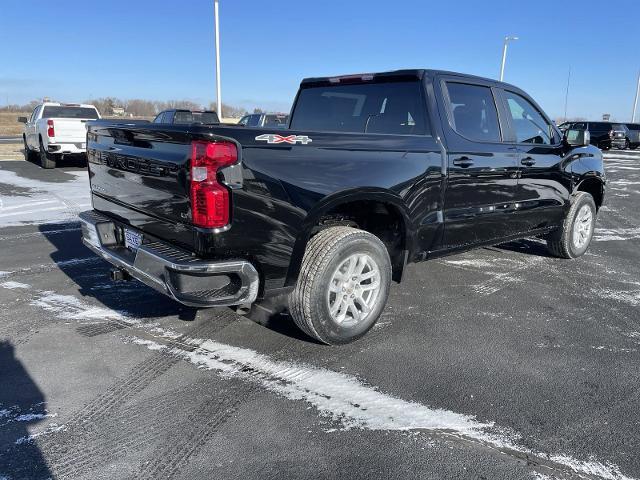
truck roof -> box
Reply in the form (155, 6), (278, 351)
(300, 69), (520, 91)
(40, 102), (97, 109)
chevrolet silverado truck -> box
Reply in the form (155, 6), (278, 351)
(19, 103), (101, 168)
(80, 69), (605, 345)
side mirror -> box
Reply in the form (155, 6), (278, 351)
(17, 116), (28, 123)
(565, 128), (590, 147)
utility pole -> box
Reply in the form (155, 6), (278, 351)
(499, 36), (518, 82)
(214, 0), (222, 118)
(563, 67), (571, 122)
(632, 70), (640, 123)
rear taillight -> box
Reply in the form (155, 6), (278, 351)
(47, 119), (55, 138)
(190, 140), (237, 229)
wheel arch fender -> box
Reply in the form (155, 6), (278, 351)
(284, 187), (414, 287)
(573, 174), (606, 209)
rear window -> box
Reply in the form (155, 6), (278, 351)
(290, 81), (429, 135)
(590, 122), (610, 131)
(627, 124), (640, 131)
(263, 114), (288, 127)
(612, 124), (627, 131)
(193, 112), (219, 124)
(42, 106), (99, 119)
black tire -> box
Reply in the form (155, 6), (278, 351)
(23, 137), (36, 162)
(546, 192), (597, 259)
(630, 145), (638, 150)
(39, 138), (56, 169)
(625, 140), (630, 150)
(289, 226), (392, 345)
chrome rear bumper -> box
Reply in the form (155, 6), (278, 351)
(79, 210), (259, 307)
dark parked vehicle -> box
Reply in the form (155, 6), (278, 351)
(559, 121), (627, 150)
(238, 113), (288, 128)
(153, 109), (220, 125)
(81, 69), (605, 345)
(624, 123), (640, 149)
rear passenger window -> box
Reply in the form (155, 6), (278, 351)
(290, 81), (429, 135)
(173, 112), (194, 124)
(445, 82), (501, 142)
(504, 91), (553, 144)
(247, 115), (261, 127)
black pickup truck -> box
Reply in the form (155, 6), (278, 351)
(80, 69), (605, 345)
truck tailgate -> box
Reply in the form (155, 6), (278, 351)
(87, 122), (196, 249)
(50, 118), (90, 142)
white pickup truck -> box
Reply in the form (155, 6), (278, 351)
(19, 102), (101, 169)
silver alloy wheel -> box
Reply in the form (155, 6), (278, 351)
(327, 253), (381, 327)
(572, 205), (593, 249)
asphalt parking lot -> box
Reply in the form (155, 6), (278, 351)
(0, 151), (639, 480)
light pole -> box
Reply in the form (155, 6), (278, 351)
(563, 67), (571, 122)
(499, 36), (518, 82)
(632, 70), (640, 123)
(214, 0), (222, 118)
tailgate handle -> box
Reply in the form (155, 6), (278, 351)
(453, 156), (474, 168)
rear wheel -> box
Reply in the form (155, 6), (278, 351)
(39, 138), (56, 169)
(289, 226), (391, 345)
(23, 137), (36, 162)
(546, 192), (596, 259)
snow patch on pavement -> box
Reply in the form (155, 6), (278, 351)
(594, 288), (640, 307)
(594, 227), (640, 242)
(0, 169), (90, 226)
(549, 455), (635, 480)
(0, 281), (29, 290)
(444, 259), (497, 268)
(130, 335), (637, 480)
(13, 413), (57, 422)
(14, 423), (67, 445)
(30, 291), (135, 323)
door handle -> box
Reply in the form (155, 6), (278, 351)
(453, 156), (474, 168)
(521, 157), (536, 166)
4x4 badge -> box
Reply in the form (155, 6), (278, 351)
(255, 134), (312, 145)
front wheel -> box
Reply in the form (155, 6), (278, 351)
(546, 192), (597, 259)
(289, 226), (392, 345)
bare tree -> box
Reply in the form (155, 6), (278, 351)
(209, 102), (247, 118)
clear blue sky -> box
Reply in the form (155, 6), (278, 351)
(1, 0), (638, 120)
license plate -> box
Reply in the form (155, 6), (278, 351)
(124, 228), (143, 251)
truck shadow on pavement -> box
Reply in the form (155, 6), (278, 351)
(38, 223), (189, 322)
(38, 223), (316, 342)
(0, 341), (54, 480)
(491, 238), (556, 258)
(24, 149), (88, 169)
